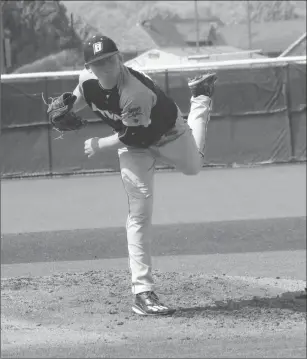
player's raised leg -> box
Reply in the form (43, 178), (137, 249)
(118, 147), (175, 316)
(152, 72), (217, 175)
(187, 72), (217, 157)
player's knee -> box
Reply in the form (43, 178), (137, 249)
(183, 165), (201, 176)
(123, 180), (153, 203)
(128, 196), (153, 227)
(133, 195), (153, 216)
(122, 177), (153, 219)
(181, 158), (201, 175)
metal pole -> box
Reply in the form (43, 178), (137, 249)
(164, 69), (170, 96)
(280, 32), (307, 57)
(0, 1), (5, 138)
(283, 64), (294, 160)
(0, 1), (6, 75)
(194, 0), (200, 52)
(246, 0), (252, 53)
(44, 78), (54, 177)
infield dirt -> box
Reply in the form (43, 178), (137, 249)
(1, 270), (306, 358)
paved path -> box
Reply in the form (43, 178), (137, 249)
(2, 250), (306, 281)
(1, 164), (306, 268)
(1, 164), (306, 234)
(1, 217), (306, 265)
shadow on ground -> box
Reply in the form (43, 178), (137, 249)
(174, 290), (307, 318)
(2, 217), (306, 264)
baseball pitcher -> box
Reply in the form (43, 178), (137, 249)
(46, 34), (217, 316)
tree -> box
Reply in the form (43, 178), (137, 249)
(138, 2), (181, 24)
(202, 1), (300, 25)
(248, 0), (298, 23)
(2, 0), (81, 72)
(70, 13), (100, 43)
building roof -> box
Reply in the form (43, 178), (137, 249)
(117, 24), (157, 52)
(124, 49), (184, 69)
(165, 46), (267, 61)
(138, 16), (188, 48)
(125, 46), (267, 70)
(173, 20), (226, 44)
(163, 18), (306, 53)
(163, 46), (255, 56)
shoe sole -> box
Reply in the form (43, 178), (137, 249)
(188, 74), (217, 87)
(132, 304), (176, 316)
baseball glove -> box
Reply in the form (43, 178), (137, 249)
(44, 92), (87, 137)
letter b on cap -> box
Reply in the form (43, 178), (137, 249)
(93, 42), (103, 54)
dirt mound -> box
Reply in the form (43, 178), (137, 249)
(1, 270), (306, 358)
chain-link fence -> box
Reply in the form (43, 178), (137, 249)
(1, 56), (306, 178)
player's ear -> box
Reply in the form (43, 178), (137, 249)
(84, 64), (92, 73)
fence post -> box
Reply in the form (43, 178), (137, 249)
(44, 77), (54, 176)
(283, 63), (294, 160)
(164, 69), (170, 96)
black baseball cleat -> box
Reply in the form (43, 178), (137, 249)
(188, 72), (217, 98)
(132, 291), (176, 316)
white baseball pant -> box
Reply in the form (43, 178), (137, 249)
(118, 95), (211, 294)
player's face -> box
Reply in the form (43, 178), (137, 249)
(88, 54), (120, 78)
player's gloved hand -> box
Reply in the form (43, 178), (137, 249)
(84, 137), (100, 158)
(43, 92), (87, 138)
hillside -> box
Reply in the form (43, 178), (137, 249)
(62, 0), (306, 52)
(7, 0), (306, 73)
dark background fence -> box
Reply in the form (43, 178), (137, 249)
(1, 61), (306, 178)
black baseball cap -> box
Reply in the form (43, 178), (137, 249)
(83, 34), (119, 65)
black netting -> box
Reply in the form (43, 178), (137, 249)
(1, 62), (306, 177)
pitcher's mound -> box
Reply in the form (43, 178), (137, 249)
(2, 270), (306, 358)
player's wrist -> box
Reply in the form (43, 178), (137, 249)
(97, 137), (112, 151)
(97, 138), (104, 151)
(98, 134), (121, 150)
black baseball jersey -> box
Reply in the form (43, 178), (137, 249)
(78, 66), (178, 147)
